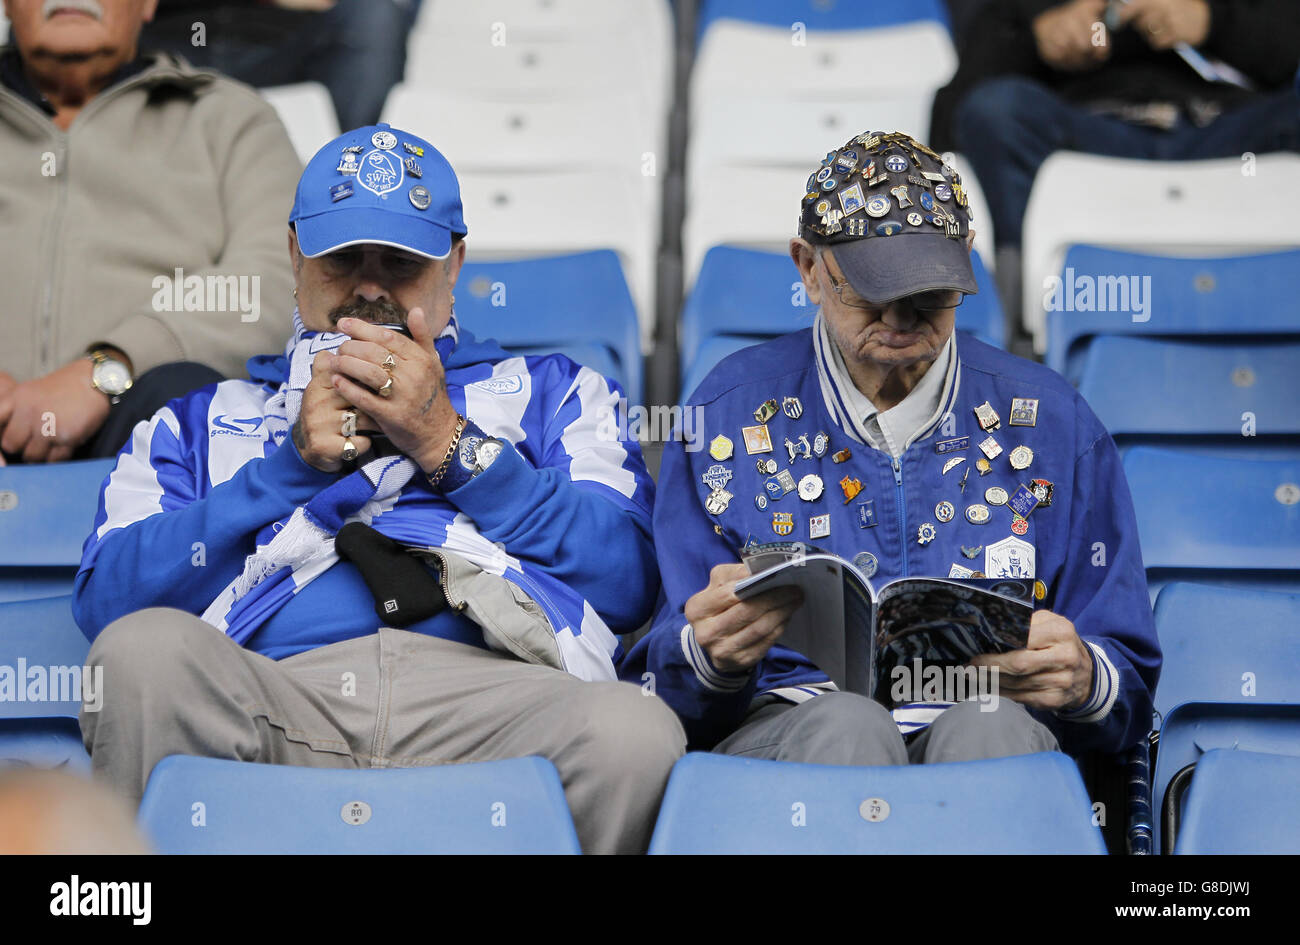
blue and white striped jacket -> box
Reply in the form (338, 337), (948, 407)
(74, 320), (657, 680)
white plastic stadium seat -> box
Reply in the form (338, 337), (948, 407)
(382, 86), (661, 238)
(413, 0), (671, 100)
(455, 169), (656, 347)
(260, 82), (340, 167)
(689, 20), (956, 126)
(683, 99), (995, 276)
(683, 166), (805, 289)
(404, 19), (669, 124)
(1021, 151), (1300, 352)
(687, 97), (934, 183)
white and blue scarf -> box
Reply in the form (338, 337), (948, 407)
(200, 311), (458, 643)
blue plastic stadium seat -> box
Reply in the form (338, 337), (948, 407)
(454, 250), (643, 404)
(697, 0), (949, 36)
(0, 595), (93, 773)
(0, 458), (114, 602)
(137, 755), (581, 854)
(1046, 246), (1300, 383)
(679, 245), (1003, 402)
(1123, 447), (1300, 598)
(1149, 584), (1300, 852)
(1152, 583), (1300, 725)
(1175, 749), (1300, 854)
(1079, 336), (1300, 458)
(648, 751), (1106, 854)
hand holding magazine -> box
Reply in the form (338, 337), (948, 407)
(735, 543), (1034, 701)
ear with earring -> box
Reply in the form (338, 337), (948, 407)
(292, 287), (298, 299)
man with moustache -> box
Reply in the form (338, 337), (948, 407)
(73, 124), (683, 855)
(622, 131), (1160, 769)
(0, 0), (298, 462)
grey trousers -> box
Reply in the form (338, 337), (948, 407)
(78, 608), (686, 854)
(714, 692), (1060, 765)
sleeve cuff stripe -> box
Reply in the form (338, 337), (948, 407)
(1058, 642), (1120, 723)
(680, 624), (749, 692)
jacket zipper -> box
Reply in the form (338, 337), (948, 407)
(892, 455), (909, 577)
(418, 548), (468, 613)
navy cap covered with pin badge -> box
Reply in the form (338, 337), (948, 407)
(799, 130), (977, 305)
(289, 123), (467, 260)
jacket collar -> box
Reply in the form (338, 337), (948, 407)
(0, 48), (212, 115)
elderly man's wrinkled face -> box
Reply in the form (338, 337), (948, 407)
(4, 0), (157, 63)
(814, 248), (957, 371)
(288, 229), (464, 336)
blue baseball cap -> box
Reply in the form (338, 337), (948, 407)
(289, 123), (467, 260)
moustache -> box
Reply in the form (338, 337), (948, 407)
(328, 298), (407, 328)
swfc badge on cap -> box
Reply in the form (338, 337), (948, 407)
(289, 123), (467, 261)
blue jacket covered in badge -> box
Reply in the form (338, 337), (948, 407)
(620, 327), (1161, 756)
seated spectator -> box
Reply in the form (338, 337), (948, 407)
(621, 131), (1160, 767)
(932, 0), (1300, 319)
(74, 123), (683, 854)
(0, 0), (298, 462)
(141, 0), (420, 131)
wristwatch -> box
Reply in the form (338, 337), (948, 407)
(457, 433), (504, 479)
(87, 347), (133, 405)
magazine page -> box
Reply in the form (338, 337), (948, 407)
(871, 578), (1034, 700)
(735, 550), (853, 690)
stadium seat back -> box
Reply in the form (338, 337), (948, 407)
(1080, 336), (1300, 453)
(648, 751), (1106, 854)
(1152, 703), (1300, 853)
(1046, 245), (1300, 381)
(1123, 448), (1300, 597)
(0, 460), (114, 602)
(1022, 152), (1300, 352)
(1152, 583), (1300, 722)
(138, 755), (582, 854)
(455, 170), (656, 347)
(454, 251), (643, 403)
(411, 0), (671, 103)
(691, 18), (955, 122)
(405, 30), (669, 116)
(0, 596), (93, 772)
(259, 82), (340, 167)
(1174, 749), (1300, 854)
(697, 0), (950, 35)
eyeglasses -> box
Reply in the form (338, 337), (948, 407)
(820, 255), (964, 313)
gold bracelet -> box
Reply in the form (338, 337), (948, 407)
(426, 414), (467, 490)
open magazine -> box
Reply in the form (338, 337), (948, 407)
(735, 543), (1034, 699)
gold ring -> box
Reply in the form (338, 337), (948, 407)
(381, 353), (396, 372)
(377, 377), (395, 398)
(341, 438), (358, 462)
(341, 410), (357, 438)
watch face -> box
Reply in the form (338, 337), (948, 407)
(476, 440), (503, 470)
(93, 359), (132, 397)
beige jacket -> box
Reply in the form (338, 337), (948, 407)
(0, 51), (301, 383)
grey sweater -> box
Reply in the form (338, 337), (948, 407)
(0, 51), (301, 382)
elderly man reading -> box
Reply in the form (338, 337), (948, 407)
(622, 131), (1160, 769)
